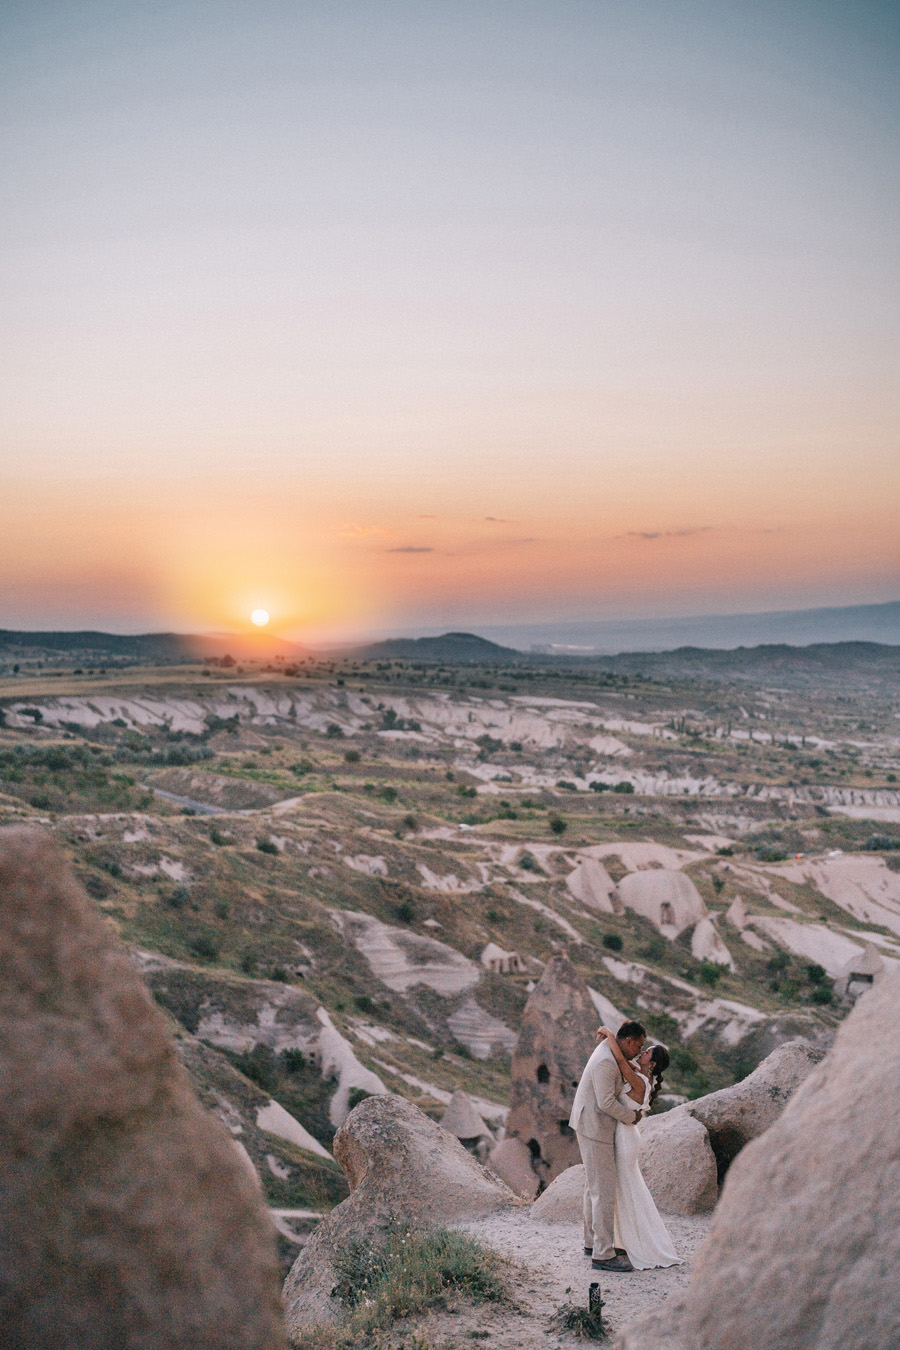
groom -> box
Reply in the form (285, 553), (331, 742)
(570, 1019), (646, 1274)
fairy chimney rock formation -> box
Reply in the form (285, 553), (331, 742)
(0, 828), (287, 1350)
(441, 1090), (494, 1148)
(501, 954), (598, 1193)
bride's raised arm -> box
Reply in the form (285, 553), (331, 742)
(597, 1027), (647, 1103)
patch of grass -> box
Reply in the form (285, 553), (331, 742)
(327, 1219), (510, 1338)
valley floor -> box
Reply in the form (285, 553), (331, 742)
(416, 1210), (709, 1347)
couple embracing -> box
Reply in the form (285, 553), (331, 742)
(570, 1019), (682, 1273)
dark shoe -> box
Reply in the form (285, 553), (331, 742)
(584, 1247), (593, 1256)
(592, 1256), (634, 1273)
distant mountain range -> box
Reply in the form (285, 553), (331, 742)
(467, 600), (900, 654)
(344, 631), (519, 664)
(2, 600), (899, 681)
(0, 630), (305, 661)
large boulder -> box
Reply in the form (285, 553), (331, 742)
(530, 1162), (585, 1222)
(0, 828), (287, 1350)
(489, 1136), (541, 1200)
(504, 954), (598, 1192)
(283, 1093), (515, 1333)
(614, 973), (900, 1349)
(684, 1038), (823, 1181)
(638, 1110), (718, 1214)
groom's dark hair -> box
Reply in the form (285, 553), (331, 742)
(617, 1020), (646, 1041)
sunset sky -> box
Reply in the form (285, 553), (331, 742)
(2, 1), (898, 641)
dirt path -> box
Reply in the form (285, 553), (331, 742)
(412, 1209), (709, 1347)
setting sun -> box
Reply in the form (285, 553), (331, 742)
(250, 609), (270, 628)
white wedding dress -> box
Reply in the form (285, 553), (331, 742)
(612, 1073), (682, 1270)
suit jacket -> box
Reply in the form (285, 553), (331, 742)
(569, 1040), (636, 1143)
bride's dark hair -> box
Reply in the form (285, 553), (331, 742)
(647, 1044), (670, 1108)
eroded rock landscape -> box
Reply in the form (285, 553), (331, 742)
(2, 635), (899, 1345)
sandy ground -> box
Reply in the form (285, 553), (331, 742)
(406, 1208), (710, 1348)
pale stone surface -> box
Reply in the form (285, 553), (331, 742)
(690, 916), (735, 970)
(441, 1090), (494, 1143)
(480, 941), (524, 973)
(614, 973), (900, 1349)
(529, 1161), (585, 1222)
(566, 856), (618, 912)
(683, 1037), (823, 1180)
(0, 828), (287, 1350)
(283, 1094), (515, 1332)
(638, 1111), (719, 1214)
(255, 1100), (332, 1159)
(504, 955), (599, 1192)
(616, 869), (707, 938)
(489, 1136), (540, 1200)
(446, 995), (518, 1058)
(833, 940), (886, 1001)
(329, 906), (480, 994)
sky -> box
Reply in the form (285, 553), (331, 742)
(2, 1), (899, 641)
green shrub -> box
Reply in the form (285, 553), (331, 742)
(812, 985), (834, 1005)
(518, 851), (537, 870)
(280, 1048), (307, 1074)
(344, 749), (361, 763)
(755, 845), (788, 862)
(670, 1047), (698, 1074)
(326, 723), (344, 738)
(602, 933), (623, 952)
(209, 825), (229, 846)
(549, 815), (567, 835)
(613, 781), (634, 794)
(805, 963), (826, 984)
(189, 933), (219, 962)
(698, 961), (724, 987)
(233, 1043), (279, 1093)
(866, 834), (898, 851)
(256, 838), (279, 855)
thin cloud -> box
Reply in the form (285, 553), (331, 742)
(339, 522), (389, 540)
(386, 546), (434, 554)
(622, 526), (713, 541)
(484, 515), (516, 523)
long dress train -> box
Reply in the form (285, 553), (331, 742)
(613, 1073), (682, 1270)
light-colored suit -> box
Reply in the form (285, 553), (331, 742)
(570, 1041), (636, 1260)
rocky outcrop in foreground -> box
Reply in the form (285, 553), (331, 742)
(0, 828), (287, 1349)
(614, 972), (900, 1349)
(679, 1037), (824, 1181)
(283, 1093), (515, 1334)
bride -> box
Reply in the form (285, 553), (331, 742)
(597, 1026), (683, 1271)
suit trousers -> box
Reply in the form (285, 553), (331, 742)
(576, 1130), (617, 1261)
